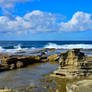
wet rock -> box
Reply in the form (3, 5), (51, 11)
(66, 80), (92, 92)
(40, 54), (48, 62)
(41, 59), (48, 62)
(9, 63), (15, 70)
(0, 55), (41, 71)
(48, 54), (59, 62)
(0, 64), (9, 72)
(41, 51), (47, 56)
(16, 61), (23, 68)
(40, 49), (48, 56)
(48, 48), (56, 52)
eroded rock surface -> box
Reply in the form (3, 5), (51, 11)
(0, 55), (41, 71)
(0, 52), (59, 71)
(48, 54), (59, 62)
(53, 49), (92, 78)
(59, 49), (85, 67)
(66, 80), (92, 92)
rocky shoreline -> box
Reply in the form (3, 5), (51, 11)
(0, 48), (59, 72)
(0, 48), (92, 92)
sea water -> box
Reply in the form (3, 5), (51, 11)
(0, 41), (92, 53)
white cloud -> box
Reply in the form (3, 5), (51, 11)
(0, 11), (92, 35)
(0, 10), (60, 34)
(0, 0), (32, 8)
(59, 11), (92, 32)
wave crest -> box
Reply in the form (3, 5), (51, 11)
(44, 43), (92, 49)
(14, 44), (22, 50)
(0, 44), (28, 54)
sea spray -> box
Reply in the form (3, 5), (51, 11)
(44, 43), (92, 49)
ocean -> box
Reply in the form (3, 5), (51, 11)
(0, 41), (92, 54)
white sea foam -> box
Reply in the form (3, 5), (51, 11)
(0, 43), (92, 54)
(31, 47), (36, 49)
(44, 43), (92, 49)
(14, 44), (22, 50)
(0, 44), (28, 54)
(0, 46), (5, 52)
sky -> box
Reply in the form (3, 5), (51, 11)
(0, 0), (92, 41)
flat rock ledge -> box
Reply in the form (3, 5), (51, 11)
(0, 53), (59, 72)
(66, 80), (92, 92)
(52, 49), (92, 78)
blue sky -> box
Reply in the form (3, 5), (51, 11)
(0, 0), (92, 40)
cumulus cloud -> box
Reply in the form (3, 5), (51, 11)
(59, 11), (92, 32)
(0, 11), (92, 35)
(0, 0), (32, 8)
(0, 10), (61, 34)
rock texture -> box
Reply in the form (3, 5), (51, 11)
(0, 53), (59, 72)
(0, 88), (17, 92)
(0, 55), (41, 71)
(53, 49), (92, 78)
(48, 54), (59, 62)
(59, 49), (85, 67)
(66, 80), (92, 92)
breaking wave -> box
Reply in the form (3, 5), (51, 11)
(0, 44), (28, 54)
(1, 43), (92, 54)
(44, 43), (92, 49)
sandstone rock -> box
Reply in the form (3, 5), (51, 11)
(1, 55), (41, 64)
(53, 49), (92, 78)
(48, 54), (59, 62)
(66, 80), (92, 92)
(0, 55), (41, 71)
(59, 49), (85, 67)
(9, 63), (15, 70)
(41, 59), (48, 62)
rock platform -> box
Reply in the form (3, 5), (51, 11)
(66, 80), (92, 92)
(53, 49), (92, 78)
